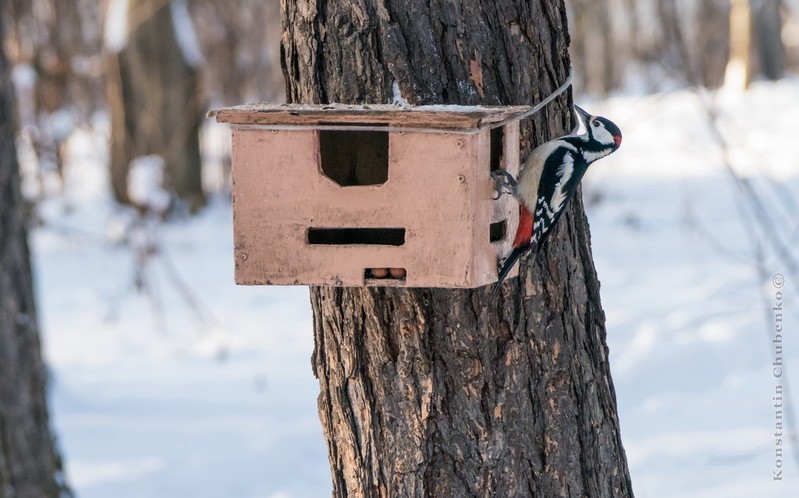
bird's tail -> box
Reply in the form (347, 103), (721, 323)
(493, 245), (528, 293)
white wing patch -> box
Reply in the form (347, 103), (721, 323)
(549, 153), (574, 215)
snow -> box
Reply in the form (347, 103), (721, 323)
(30, 78), (799, 497)
(11, 63), (37, 90)
(104, 0), (129, 53)
(580, 79), (799, 497)
(127, 155), (171, 213)
(411, 104), (486, 111)
(392, 80), (410, 106)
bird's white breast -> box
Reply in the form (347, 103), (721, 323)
(515, 139), (576, 209)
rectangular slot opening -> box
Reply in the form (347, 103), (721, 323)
(319, 129), (389, 186)
(490, 126), (504, 172)
(307, 228), (405, 246)
(364, 268), (407, 280)
(490, 220), (507, 243)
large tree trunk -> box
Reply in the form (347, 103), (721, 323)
(281, 0), (633, 496)
(0, 19), (67, 498)
(106, 0), (205, 211)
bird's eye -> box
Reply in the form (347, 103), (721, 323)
(592, 120), (600, 127)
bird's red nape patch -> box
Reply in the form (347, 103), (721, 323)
(513, 205), (533, 248)
(614, 135), (622, 147)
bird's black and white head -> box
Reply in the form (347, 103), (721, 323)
(575, 105), (622, 152)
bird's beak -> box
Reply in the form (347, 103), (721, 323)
(574, 105), (591, 126)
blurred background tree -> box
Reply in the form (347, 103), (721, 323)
(189, 0), (283, 106)
(2, 0), (282, 211)
(567, 0), (795, 93)
(5, 0), (104, 195)
(104, 0), (205, 211)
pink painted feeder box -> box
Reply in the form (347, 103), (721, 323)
(212, 103), (530, 288)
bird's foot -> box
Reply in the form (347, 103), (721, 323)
(490, 170), (516, 200)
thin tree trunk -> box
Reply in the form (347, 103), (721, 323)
(0, 19), (67, 498)
(281, 0), (633, 496)
(725, 0), (753, 90)
(657, 0), (698, 85)
(752, 0), (784, 80)
(569, 0), (616, 95)
(696, 0), (730, 88)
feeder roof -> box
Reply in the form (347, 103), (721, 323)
(210, 103), (536, 130)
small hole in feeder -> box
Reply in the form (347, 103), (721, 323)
(365, 268), (407, 280)
(490, 126), (504, 172)
(490, 220), (507, 243)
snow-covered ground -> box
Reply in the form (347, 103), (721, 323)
(584, 79), (799, 497)
(29, 79), (799, 497)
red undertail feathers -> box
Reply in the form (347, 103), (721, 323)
(512, 204), (533, 248)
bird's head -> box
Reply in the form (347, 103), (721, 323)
(575, 105), (622, 150)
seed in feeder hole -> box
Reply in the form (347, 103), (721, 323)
(389, 268), (406, 278)
(371, 268), (389, 278)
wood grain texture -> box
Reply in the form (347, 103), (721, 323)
(281, 0), (634, 496)
(213, 103), (535, 129)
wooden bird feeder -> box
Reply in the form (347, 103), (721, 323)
(212, 103), (534, 288)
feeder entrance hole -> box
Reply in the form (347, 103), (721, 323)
(320, 129), (389, 186)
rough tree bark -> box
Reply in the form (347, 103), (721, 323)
(281, 0), (633, 496)
(0, 19), (67, 498)
(106, 0), (205, 211)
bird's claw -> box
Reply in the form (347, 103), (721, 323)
(490, 169), (517, 199)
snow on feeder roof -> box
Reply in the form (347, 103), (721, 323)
(211, 103), (538, 131)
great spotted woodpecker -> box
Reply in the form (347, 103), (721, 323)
(492, 105), (622, 291)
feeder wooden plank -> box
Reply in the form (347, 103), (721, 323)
(210, 103), (534, 130)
